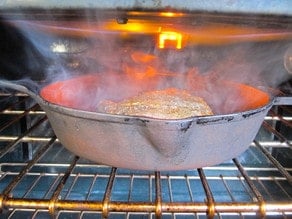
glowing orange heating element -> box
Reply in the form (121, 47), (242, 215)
(158, 31), (182, 49)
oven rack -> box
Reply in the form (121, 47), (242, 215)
(0, 92), (291, 219)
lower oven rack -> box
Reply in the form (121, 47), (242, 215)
(0, 92), (291, 219)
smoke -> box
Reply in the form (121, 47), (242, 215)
(0, 14), (291, 115)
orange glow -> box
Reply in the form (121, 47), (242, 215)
(159, 12), (185, 17)
(131, 51), (156, 63)
(160, 12), (176, 17)
(124, 51), (158, 81)
(109, 22), (145, 32)
(104, 21), (160, 33)
(125, 65), (156, 80)
(158, 31), (182, 49)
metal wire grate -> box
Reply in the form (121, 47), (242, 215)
(0, 91), (291, 219)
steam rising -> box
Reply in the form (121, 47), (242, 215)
(0, 14), (291, 115)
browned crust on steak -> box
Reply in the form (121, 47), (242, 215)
(98, 88), (213, 119)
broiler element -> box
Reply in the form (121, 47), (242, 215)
(158, 31), (182, 49)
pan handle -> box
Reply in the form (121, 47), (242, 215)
(274, 96), (292, 105)
(0, 79), (41, 102)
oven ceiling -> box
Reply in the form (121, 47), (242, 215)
(0, 0), (291, 16)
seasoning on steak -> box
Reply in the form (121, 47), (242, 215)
(97, 88), (213, 119)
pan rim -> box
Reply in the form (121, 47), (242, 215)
(39, 94), (274, 124)
(38, 75), (274, 124)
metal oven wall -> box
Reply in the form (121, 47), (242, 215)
(0, 0), (291, 15)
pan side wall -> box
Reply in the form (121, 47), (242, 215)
(42, 105), (270, 170)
